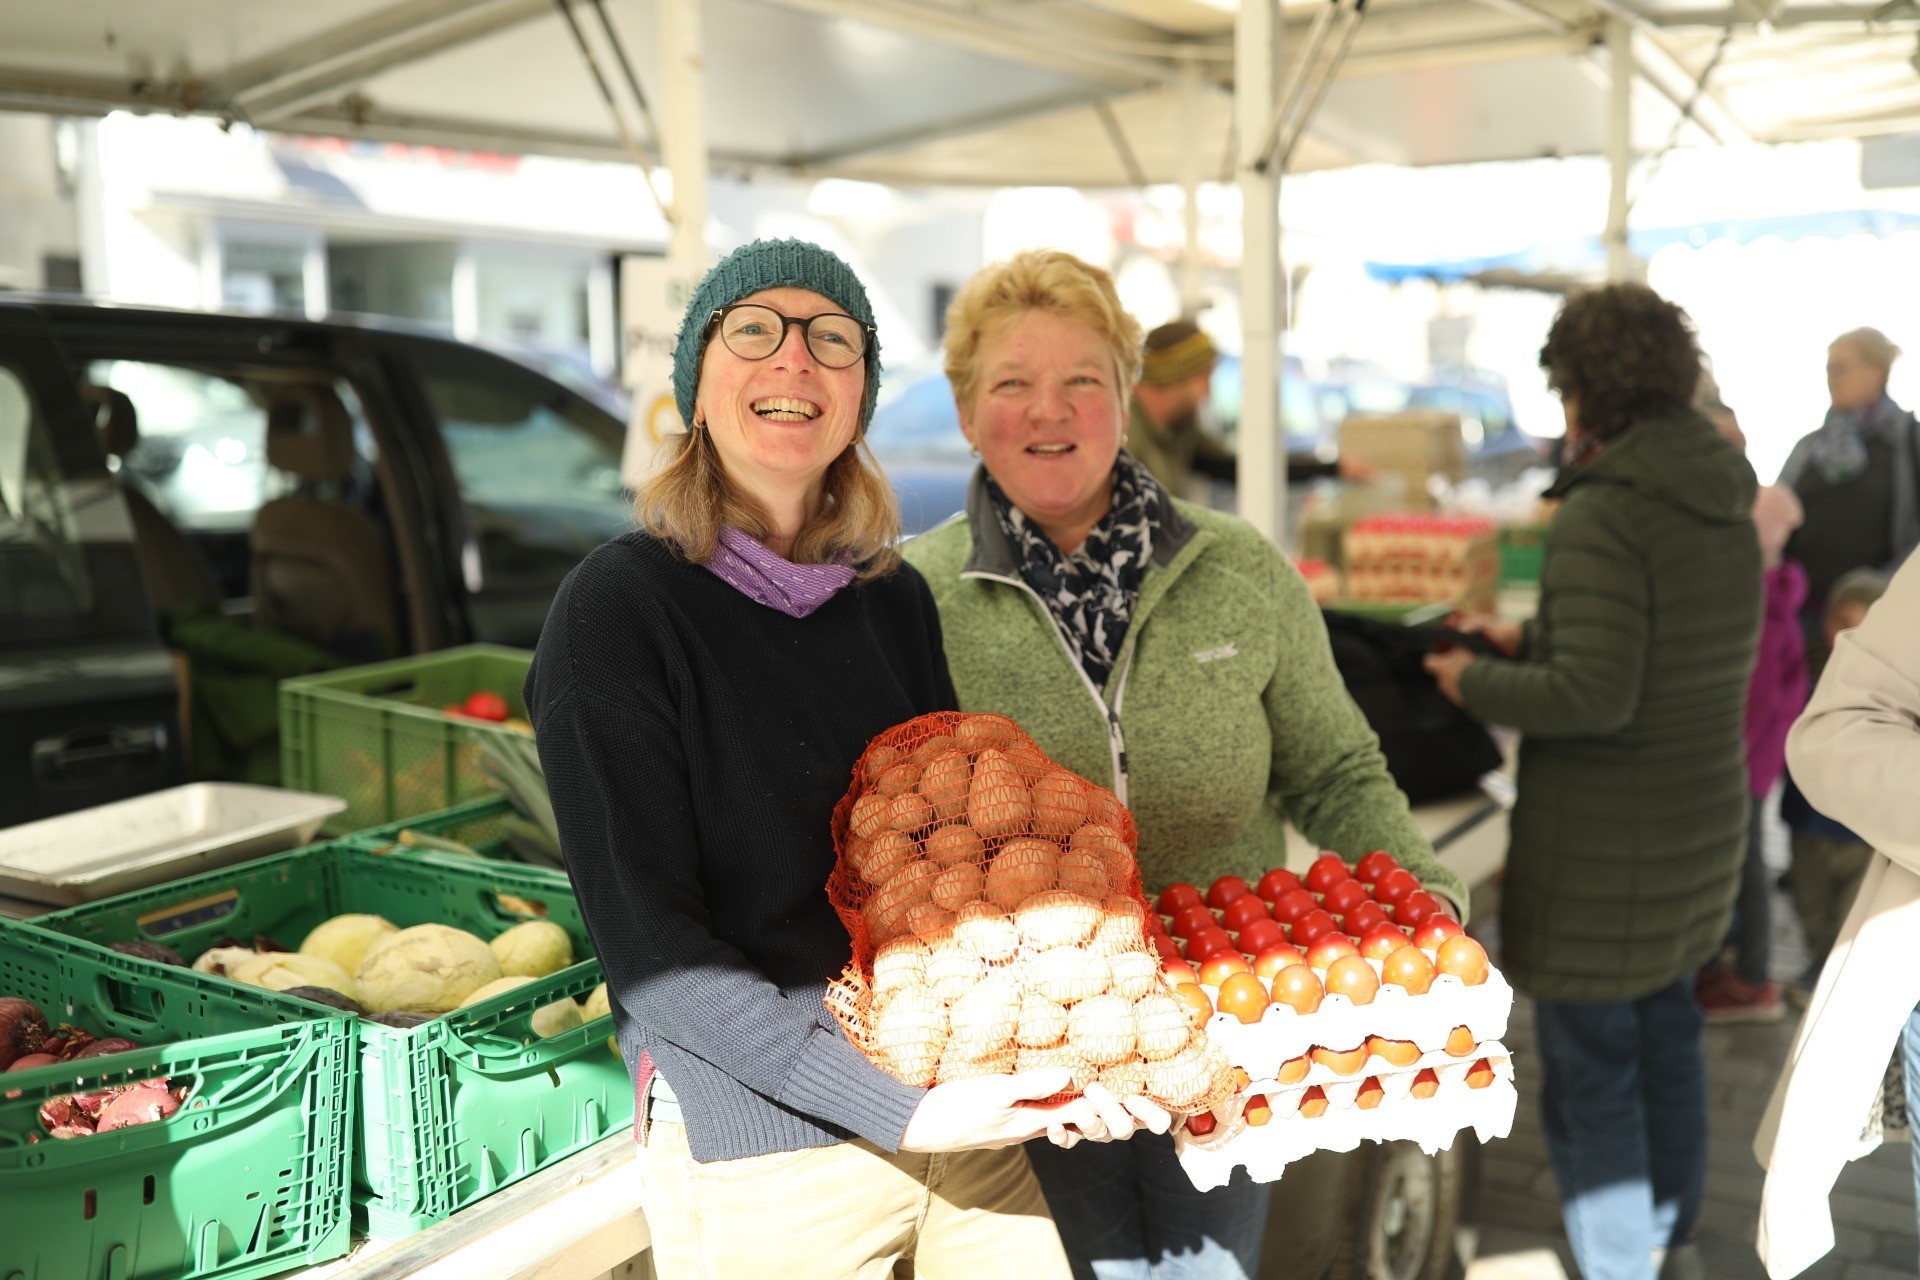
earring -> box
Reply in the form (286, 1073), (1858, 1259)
(969, 443), (980, 458)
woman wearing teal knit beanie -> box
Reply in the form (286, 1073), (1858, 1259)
(526, 238), (1143, 1279)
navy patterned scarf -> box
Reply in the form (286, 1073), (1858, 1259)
(986, 452), (1160, 690)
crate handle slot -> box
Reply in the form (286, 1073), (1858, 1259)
(489, 892), (549, 921)
(363, 678), (422, 701)
(135, 890), (240, 938)
(97, 976), (167, 1026)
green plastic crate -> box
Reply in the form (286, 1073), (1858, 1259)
(0, 922), (354, 1280)
(1498, 524), (1547, 587)
(343, 796), (557, 870)
(279, 644), (535, 834)
(32, 839), (630, 1242)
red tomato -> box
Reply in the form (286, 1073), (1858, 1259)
(1152, 936), (1183, 963)
(1436, 936), (1491, 986)
(1445, 1025), (1477, 1057)
(1216, 972), (1269, 1025)
(1311, 1044), (1368, 1076)
(1276, 1054), (1310, 1085)
(1251, 944), (1307, 979)
(1291, 910), (1340, 947)
(1411, 1068), (1440, 1099)
(1172, 983), (1214, 1028)
(1162, 960), (1199, 986)
(1412, 916), (1465, 950)
(1185, 1111), (1218, 1136)
(1356, 1076), (1386, 1110)
(1305, 853), (1351, 895)
(1381, 945), (1435, 996)
(1236, 918), (1289, 956)
(1374, 868), (1421, 906)
(1170, 904), (1217, 940)
(1355, 850), (1399, 884)
(1206, 875), (1253, 911)
(1368, 1036), (1421, 1068)
(1157, 883), (1204, 915)
(1466, 1058), (1496, 1089)
(1358, 924), (1411, 962)
(1255, 867), (1304, 903)
(1322, 879), (1372, 917)
(1269, 888), (1319, 926)
(1221, 894), (1271, 933)
(1244, 1093), (1274, 1127)
(1343, 901), (1391, 937)
(1395, 891), (1443, 927)
(1185, 926), (1235, 962)
(462, 690), (511, 722)
(1325, 954), (1380, 1006)
(1269, 964), (1323, 1016)
(1305, 933), (1359, 970)
(1198, 952), (1253, 986)
(1298, 1086), (1329, 1118)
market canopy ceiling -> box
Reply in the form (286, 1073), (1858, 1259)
(1, 0), (1916, 183)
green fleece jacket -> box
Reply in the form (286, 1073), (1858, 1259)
(1458, 411), (1760, 1002)
(902, 469), (1465, 913)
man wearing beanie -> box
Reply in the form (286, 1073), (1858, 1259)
(1127, 320), (1363, 502)
(1126, 320), (1238, 499)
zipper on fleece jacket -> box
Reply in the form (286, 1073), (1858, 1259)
(961, 569), (1132, 806)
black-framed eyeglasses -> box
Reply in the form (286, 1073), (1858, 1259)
(708, 303), (873, 369)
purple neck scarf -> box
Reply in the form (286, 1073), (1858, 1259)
(701, 526), (856, 618)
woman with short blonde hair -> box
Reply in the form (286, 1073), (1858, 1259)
(907, 248), (1464, 1280)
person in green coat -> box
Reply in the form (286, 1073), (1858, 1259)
(1424, 283), (1761, 1280)
(905, 248), (1466, 1280)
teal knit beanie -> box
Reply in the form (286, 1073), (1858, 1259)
(672, 238), (882, 432)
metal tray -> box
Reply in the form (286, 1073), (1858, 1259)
(0, 783), (347, 906)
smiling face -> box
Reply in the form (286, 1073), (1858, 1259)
(959, 308), (1126, 553)
(694, 286), (866, 514)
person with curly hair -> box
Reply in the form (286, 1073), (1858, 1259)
(1424, 283), (1762, 1280)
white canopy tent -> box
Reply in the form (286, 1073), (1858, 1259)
(4, 0), (1915, 537)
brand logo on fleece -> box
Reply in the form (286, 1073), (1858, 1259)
(1193, 642), (1238, 664)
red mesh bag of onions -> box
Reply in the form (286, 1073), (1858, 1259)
(824, 711), (1234, 1114)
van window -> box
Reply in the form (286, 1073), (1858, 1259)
(0, 363), (94, 628)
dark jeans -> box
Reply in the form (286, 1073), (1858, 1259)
(1534, 978), (1708, 1280)
(1025, 1128), (1268, 1280)
(1727, 795), (1772, 985)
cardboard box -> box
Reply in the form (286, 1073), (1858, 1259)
(1339, 412), (1467, 509)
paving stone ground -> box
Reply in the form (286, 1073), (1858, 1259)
(1462, 822), (1915, 1280)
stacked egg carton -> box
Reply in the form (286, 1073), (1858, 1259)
(1148, 852), (1516, 1188)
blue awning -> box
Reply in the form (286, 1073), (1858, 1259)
(1364, 209), (1920, 284)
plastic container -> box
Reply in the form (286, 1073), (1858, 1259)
(278, 644), (534, 833)
(1498, 524), (1547, 587)
(31, 839), (630, 1241)
(0, 783), (347, 906)
(0, 921), (354, 1280)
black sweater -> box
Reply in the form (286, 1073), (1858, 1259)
(524, 532), (957, 1162)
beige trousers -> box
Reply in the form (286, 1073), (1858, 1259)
(637, 1121), (1071, 1280)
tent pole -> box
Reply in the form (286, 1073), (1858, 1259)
(661, 0), (708, 269)
(1178, 57), (1206, 314)
(1237, 0), (1287, 546)
(1605, 15), (1635, 282)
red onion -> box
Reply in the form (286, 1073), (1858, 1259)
(96, 1080), (181, 1131)
(0, 998), (49, 1070)
(6, 1053), (59, 1073)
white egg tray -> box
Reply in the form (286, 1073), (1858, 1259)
(1195, 962), (1513, 1077)
(1174, 1050), (1517, 1190)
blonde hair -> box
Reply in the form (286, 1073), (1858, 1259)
(942, 249), (1144, 412)
(636, 427), (902, 580)
(1832, 327), (1901, 370)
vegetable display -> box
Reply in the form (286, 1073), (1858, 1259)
(1150, 853), (1517, 1187)
(0, 995), (189, 1140)
(825, 712), (1235, 1115)
(105, 913), (596, 1036)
